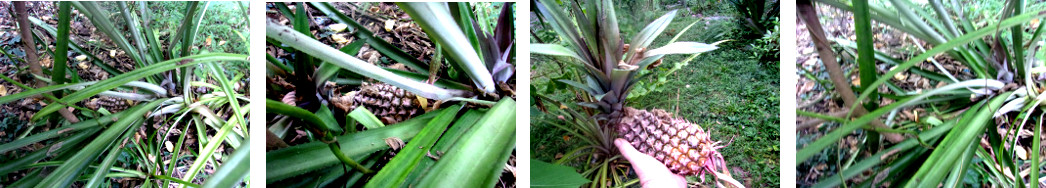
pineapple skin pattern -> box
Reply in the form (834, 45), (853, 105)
(614, 107), (726, 177)
(85, 96), (131, 112)
(331, 83), (424, 125)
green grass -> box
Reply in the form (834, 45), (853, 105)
(530, 8), (779, 187)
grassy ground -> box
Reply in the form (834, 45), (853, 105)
(530, 3), (780, 187)
(630, 43), (780, 187)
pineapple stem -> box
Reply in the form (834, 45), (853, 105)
(328, 142), (374, 174)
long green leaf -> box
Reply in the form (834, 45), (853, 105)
(72, 2), (143, 65)
(179, 2), (207, 57)
(202, 139), (250, 188)
(642, 42), (718, 57)
(0, 128), (97, 176)
(206, 62), (246, 127)
(266, 108), (446, 183)
(798, 79), (1005, 163)
(849, 9), (1046, 122)
(0, 110), (129, 154)
(28, 16), (120, 75)
(398, 2), (496, 93)
(908, 93), (1010, 187)
(366, 105), (462, 188)
(853, 0), (878, 110)
(266, 21), (467, 100)
(33, 53), (247, 121)
(51, 2), (71, 88)
(1012, 0), (1025, 76)
(179, 117), (241, 188)
(310, 2), (429, 73)
(416, 98), (515, 188)
(84, 126), (136, 187)
(530, 43), (583, 61)
(35, 100), (164, 188)
(534, 0), (595, 68)
(139, 2), (164, 63)
(349, 107), (386, 129)
(812, 119), (957, 187)
(1033, 114), (1043, 187)
(531, 159), (591, 188)
(624, 10), (677, 62)
(403, 110), (485, 185)
(265, 99), (341, 132)
(449, 2), (482, 57)
(0, 82), (94, 105)
(117, 2), (148, 65)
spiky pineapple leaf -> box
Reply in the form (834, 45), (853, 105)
(530, 159), (590, 188)
(265, 99), (342, 132)
(310, 2), (429, 73)
(349, 107), (386, 129)
(266, 108), (448, 183)
(365, 105), (461, 188)
(402, 109), (486, 185)
(624, 10), (677, 62)
(36, 100), (165, 188)
(535, 0), (593, 66)
(530, 43), (583, 61)
(34, 53), (246, 121)
(415, 98), (515, 188)
(266, 21), (467, 100)
(555, 79), (601, 96)
(0, 110), (129, 154)
(202, 141), (250, 188)
(398, 2), (496, 93)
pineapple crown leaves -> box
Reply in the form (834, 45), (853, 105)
(445, 2), (517, 86)
(468, 2), (517, 83)
(531, 0), (719, 113)
(400, 2), (517, 94)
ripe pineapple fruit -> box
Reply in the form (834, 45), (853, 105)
(332, 83), (423, 124)
(613, 107), (725, 176)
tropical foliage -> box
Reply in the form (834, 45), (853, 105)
(264, 2), (517, 187)
(797, 0), (1046, 187)
(530, 0), (747, 187)
(0, 1), (249, 187)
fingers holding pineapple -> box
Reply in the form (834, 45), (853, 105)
(615, 138), (687, 188)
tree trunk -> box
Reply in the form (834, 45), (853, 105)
(15, 2), (79, 123)
(797, 0), (903, 143)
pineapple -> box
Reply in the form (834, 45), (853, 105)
(613, 107), (725, 176)
(85, 96), (131, 112)
(533, 0), (728, 180)
(331, 83), (423, 124)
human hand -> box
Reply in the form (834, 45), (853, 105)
(615, 138), (688, 188)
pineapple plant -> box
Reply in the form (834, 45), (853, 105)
(265, 2), (516, 187)
(532, 0), (738, 185)
(0, 2), (250, 187)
